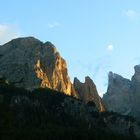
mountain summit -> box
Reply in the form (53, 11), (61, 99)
(0, 37), (76, 96)
(0, 37), (106, 111)
(74, 76), (105, 112)
(103, 67), (140, 118)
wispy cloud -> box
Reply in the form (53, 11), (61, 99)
(48, 22), (60, 29)
(93, 56), (111, 75)
(92, 56), (111, 96)
(122, 10), (139, 19)
(107, 44), (114, 51)
(0, 24), (20, 45)
(75, 55), (111, 96)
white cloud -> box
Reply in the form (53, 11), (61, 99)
(107, 44), (113, 51)
(0, 24), (20, 45)
(48, 22), (60, 29)
(122, 10), (139, 19)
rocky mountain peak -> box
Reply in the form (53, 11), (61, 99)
(73, 76), (105, 112)
(108, 71), (131, 88)
(44, 41), (57, 54)
(0, 37), (76, 97)
(9, 37), (42, 47)
(132, 65), (140, 83)
(109, 71), (124, 82)
(73, 77), (78, 82)
(103, 71), (133, 115)
(85, 76), (93, 83)
(102, 68), (140, 117)
(134, 65), (140, 73)
(131, 65), (140, 117)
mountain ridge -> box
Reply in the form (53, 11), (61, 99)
(0, 36), (104, 111)
(1, 37), (140, 139)
(103, 65), (140, 118)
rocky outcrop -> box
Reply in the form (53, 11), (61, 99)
(73, 76), (105, 112)
(103, 72), (133, 115)
(0, 37), (77, 97)
(103, 66), (140, 118)
(131, 65), (140, 117)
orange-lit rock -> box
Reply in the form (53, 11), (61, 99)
(73, 76), (105, 112)
(0, 37), (77, 97)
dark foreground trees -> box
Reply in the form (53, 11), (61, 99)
(0, 84), (139, 140)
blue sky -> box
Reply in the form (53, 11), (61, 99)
(1, 0), (140, 96)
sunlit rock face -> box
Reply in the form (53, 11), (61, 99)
(103, 72), (133, 115)
(73, 76), (105, 112)
(0, 37), (77, 97)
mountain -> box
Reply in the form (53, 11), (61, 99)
(74, 76), (105, 112)
(103, 66), (140, 118)
(1, 37), (140, 139)
(0, 37), (105, 110)
(0, 37), (77, 97)
(131, 65), (140, 117)
(103, 72), (133, 115)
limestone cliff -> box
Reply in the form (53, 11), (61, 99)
(0, 37), (77, 97)
(131, 65), (140, 117)
(73, 76), (105, 112)
(103, 72), (133, 115)
(103, 66), (140, 118)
